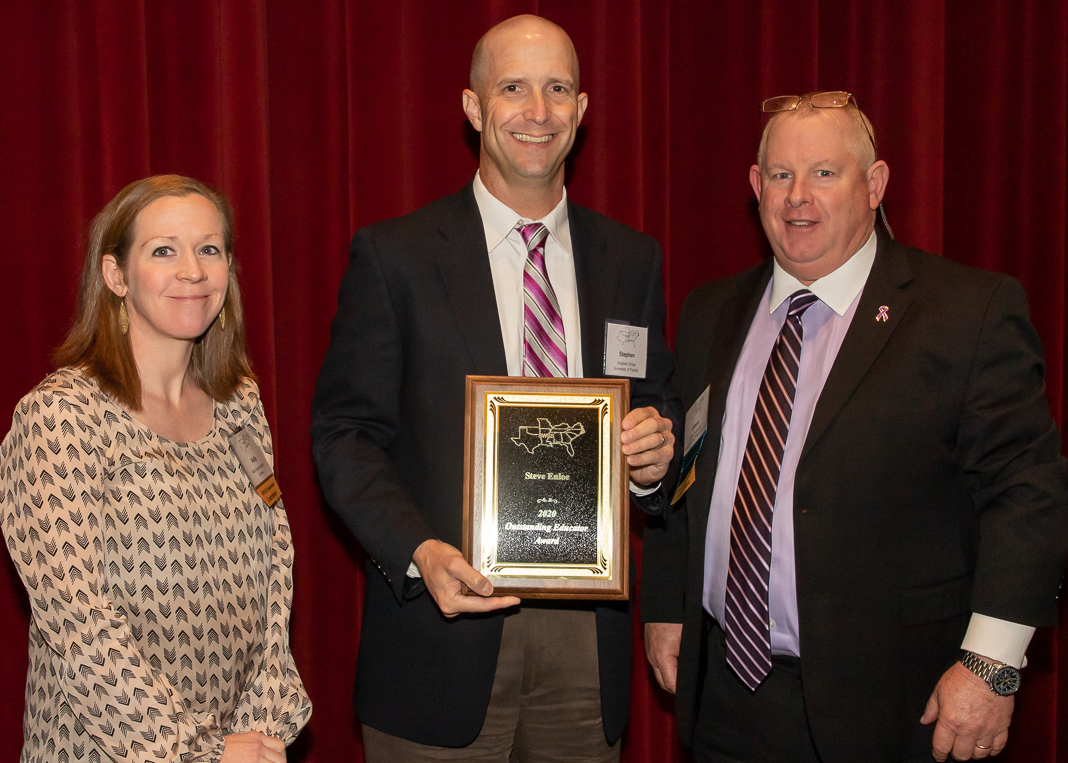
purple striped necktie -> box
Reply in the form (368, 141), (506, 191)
(519, 222), (568, 377)
(724, 289), (819, 690)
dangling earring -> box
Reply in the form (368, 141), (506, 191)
(219, 304), (226, 330)
(119, 299), (130, 335)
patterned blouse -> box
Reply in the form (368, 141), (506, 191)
(0, 368), (311, 762)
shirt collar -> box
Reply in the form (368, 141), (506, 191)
(769, 229), (878, 316)
(472, 171), (573, 256)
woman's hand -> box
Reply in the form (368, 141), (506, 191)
(221, 732), (287, 763)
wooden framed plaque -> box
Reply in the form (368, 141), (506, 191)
(462, 376), (630, 600)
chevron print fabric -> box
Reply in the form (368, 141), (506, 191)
(0, 368), (311, 761)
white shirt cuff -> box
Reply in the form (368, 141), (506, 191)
(630, 479), (659, 497)
(406, 561), (421, 578)
(960, 613), (1035, 668)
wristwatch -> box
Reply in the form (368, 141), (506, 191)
(959, 651), (1021, 696)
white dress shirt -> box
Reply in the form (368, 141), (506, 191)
(473, 172), (583, 377)
(473, 173), (658, 497)
(408, 174), (651, 578)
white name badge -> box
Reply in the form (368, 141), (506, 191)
(672, 385), (710, 504)
(229, 427), (281, 507)
(603, 321), (649, 378)
(683, 385), (711, 454)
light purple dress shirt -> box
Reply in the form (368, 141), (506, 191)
(702, 233), (875, 657)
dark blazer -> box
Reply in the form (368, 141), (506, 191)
(312, 183), (677, 746)
(641, 232), (1068, 763)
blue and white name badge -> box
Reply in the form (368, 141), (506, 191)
(603, 320), (649, 378)
(671, 385), (710, 504)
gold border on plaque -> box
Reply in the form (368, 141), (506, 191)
(462, 376), (630, 600)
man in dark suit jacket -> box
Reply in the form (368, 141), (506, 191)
(642, 93), (1068, 763)
(312, 15), (677, 761)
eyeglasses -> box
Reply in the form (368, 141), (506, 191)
(761, 91), (876, 153)
(761, 91), (854, 113)
(760, 90), (894, 239)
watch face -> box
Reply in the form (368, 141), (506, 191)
(991, 666), (1021, 696)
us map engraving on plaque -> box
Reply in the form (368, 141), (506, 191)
(511, 417), (586, 456)
(495, 405), (600, 565)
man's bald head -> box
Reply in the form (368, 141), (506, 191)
(462, 14), (587, 219)
(469, 15), (580, 96)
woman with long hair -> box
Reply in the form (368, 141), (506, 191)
(0, 175), (311, 762)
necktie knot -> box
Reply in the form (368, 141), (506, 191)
(788, 289), (819, 318)
(518, 222), (549, 251)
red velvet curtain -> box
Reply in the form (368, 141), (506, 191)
(1, 2), (1065, 760)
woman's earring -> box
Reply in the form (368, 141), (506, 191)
(119, 300), (130, 335)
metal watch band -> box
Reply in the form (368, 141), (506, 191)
(960, 651), (997, 683)
(959, 650), (1021, 696)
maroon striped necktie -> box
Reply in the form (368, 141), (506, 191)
(724, 289), (818, 690)
(519, 222), (568, 377)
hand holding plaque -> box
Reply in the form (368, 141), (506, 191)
(621, 405), (675, 485)
(412, 539), (521, 616)
(463, 377), (630, 599)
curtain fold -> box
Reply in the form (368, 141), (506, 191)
(0, 2), (1064, 760)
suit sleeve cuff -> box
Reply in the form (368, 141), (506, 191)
(960, 613), (1035, 668)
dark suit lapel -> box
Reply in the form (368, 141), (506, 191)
(800, 234), (914, 460)
(690, 263), (773, 515)
(433, 184), (509, 375)
(569, 203), (619, 378)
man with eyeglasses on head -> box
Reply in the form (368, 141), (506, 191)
(641, 91), (1068, 762)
